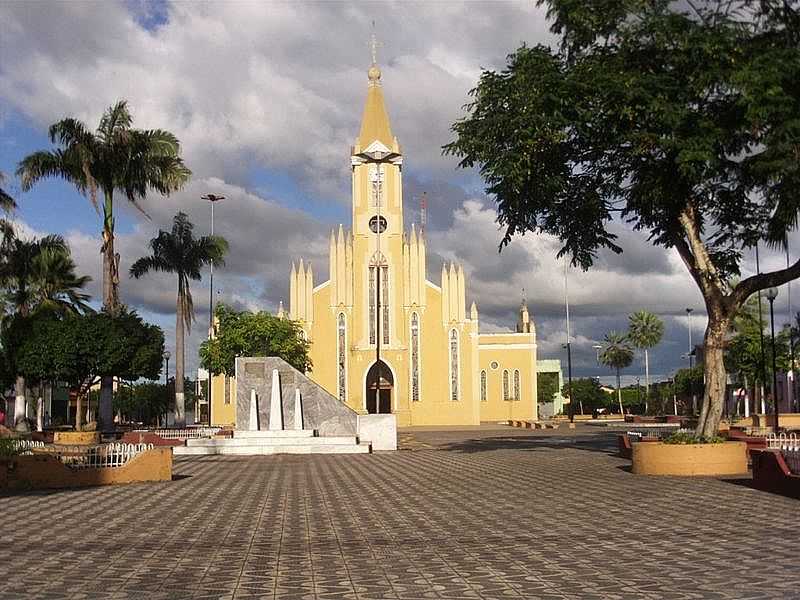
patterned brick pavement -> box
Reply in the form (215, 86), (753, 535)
(1, 426), (798, 600)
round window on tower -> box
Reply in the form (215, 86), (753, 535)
(369, 215), (388, 234)
(490, 361), (499, 370)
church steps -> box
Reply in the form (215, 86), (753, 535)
(185, 436), (360, 447)
(174, 442), (370, 456)
(233, 430), (316, 439)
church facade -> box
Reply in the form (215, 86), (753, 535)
(212, 57), (539, 427)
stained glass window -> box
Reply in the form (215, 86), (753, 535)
(382, 266), (389, 345)
(503, 370), (510, 401)
(337, 313), (346, 403)
(369, 254), (389, 346)
(480, 370), (487, 402)
(450, 329), (459, 401)
(514, 370), (521, 401)
(368, 267), (376, 344)
(411, 313), (420, 402)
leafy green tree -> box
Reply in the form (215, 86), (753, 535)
(114, 382), (168, 426)
(200, 303), (311, 376)
(674, 365), (707, 403)
(627, 310), (664, 409)
(17, 100), (191, 431)
(562, 378), (609, 413)
(130, 212), (228, 427)
(599, 332), (634, 415)
(10, 309), (163, 430)
(444, 1), (800, 438)
(0, 233), (91, 428)
(537, 372), (560, 405)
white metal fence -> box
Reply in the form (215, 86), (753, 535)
(33, 442), (154, 469)
(133, 427), (220, 439)
(10, 440), (45, 454)
(627, 427), (691, 441)
(767, 433), (800, 475)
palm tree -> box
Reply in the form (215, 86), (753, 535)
(0, 233), (92, 429)
(599, 331), (634, 416)
(0, 173), (16, 214)
(17, 101), (191, 430)
(130, 212), (227, 427)
(627, 310), (664, 412)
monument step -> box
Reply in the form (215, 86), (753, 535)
(186, 436), (358, 447)
(174, 443), (370, 456)
(234, 429), (316, 439)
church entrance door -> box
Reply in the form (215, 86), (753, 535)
(366, 360), (393, 414)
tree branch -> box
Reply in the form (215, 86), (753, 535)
(730, 258), (800, 307)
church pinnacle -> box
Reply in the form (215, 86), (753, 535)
(357, 29), (396, 151)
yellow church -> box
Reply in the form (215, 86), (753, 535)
(212, 53), (539, 427)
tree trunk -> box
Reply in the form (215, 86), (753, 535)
(14, 376), (27, 430)
(175, 290), (186, 428)
(75, 393), (83, 431)
(695, 313), (730, 438)
(616, 368), (624, 415)
(36, 393), (43, 432)
(99, 193), (119, 433)
(644, 349), (650, 414)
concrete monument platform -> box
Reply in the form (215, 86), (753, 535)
(175, 358), (375, 455)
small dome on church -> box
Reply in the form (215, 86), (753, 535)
(368, 64), (381, 83)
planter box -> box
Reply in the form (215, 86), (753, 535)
(53, 431), (100, 445)
(1, 447), (172, 491)
(750, 449), (800, 499)
(632, 441), (747, 476)
(752, 413), (800, 429)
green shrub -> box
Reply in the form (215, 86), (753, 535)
(0, 438), (22, 458)
(663, 431), (725, 445)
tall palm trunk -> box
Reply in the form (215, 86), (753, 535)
(616, 368), (624, 415)
(99, 192), (118, 433)
(75, 392), (83, 431)
(14, 375), (27, 429)
(644, 348), (650, 414)
(174, 290), (186, 427)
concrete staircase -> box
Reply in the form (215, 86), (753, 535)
(173, 429), (371, 456)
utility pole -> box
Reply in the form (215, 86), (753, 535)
(565, 258), (574, 421)
(202, 194), (224, 426)
(755, 245), (768, 414)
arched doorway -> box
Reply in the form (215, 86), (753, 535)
(365, 360), (393, 414)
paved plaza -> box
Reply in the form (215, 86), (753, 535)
(2, 426), (798, 600)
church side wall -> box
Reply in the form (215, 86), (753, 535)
(478, 334), (538, 422)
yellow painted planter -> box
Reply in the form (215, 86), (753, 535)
(632, 441), (748, 476)
(53, 431), (101, 445)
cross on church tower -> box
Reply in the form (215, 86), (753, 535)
(369, 22), (382, 65)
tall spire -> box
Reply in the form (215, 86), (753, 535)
(357, 27), (395, 149)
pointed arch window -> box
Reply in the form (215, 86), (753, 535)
(503, 370), (510, 401)
(514, 370), (521, 401)
(369, 253), (389, 345)
(480, 370), (487, 402)
(369, 163), (384, 207)
(449, 329), (460, 401)
(410, 313), (420, 402)
(337, 313), (347, 403)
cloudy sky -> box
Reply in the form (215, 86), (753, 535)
(0, 1), (793, 386)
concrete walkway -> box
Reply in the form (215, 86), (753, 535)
(1, 426), (797, 599)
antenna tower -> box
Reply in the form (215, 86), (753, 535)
(420, 192), (427, 236)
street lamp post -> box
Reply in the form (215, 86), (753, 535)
(163, 351), (171, 428)
(685, 307), (696, 414)
(202, 194), (224, 427)
(755, 245), (768, 414)
(766, 287), (780, 431)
